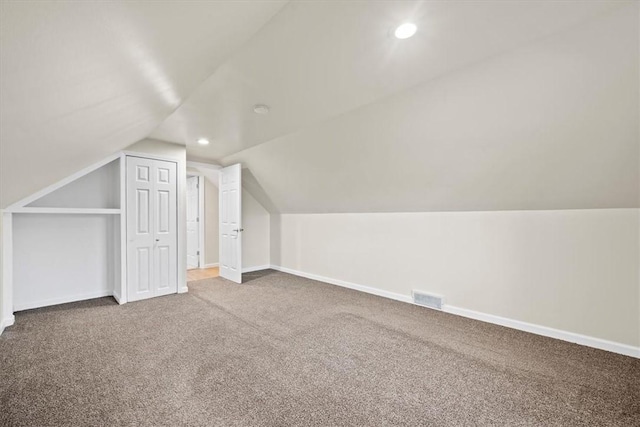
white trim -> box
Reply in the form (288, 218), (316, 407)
(203, 263), (219, 268)
(10, 207), (120, 215)
(269, 265), (640, 359)
(242, 265), (271, 274)
(13, 290), (114, 312)
(177, 155), (187, 293)
(270, 265), (412, 303)
(186, 160), (221, 170)
(122, 150), (180, 164)
(0, 315), (15, 335)
(198, 175), (205, 269)
(442, 305), (640, 359)
(1, 213), (13, 336)
(112, 287), (122, 304)
(5, 153), (121, 211)
(118, 153), (127, 304)
(186, 173), (206, 269)
(178, 286), (189, 294)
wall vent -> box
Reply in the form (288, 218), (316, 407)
(412, 290), (443, 310)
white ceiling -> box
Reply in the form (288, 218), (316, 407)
(1, 0), (637, 212)
(152, 0), (624, 158)
(220, 2), (638, 213)
(0, 0), (285, 208)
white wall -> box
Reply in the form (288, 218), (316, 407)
(27, 159), (120, 209)
(204, 179), (219, 265)
(256, 4), (640, 357)
(13, 214), (119, 310)
(126, 138), (186, 162)
(9, 155), (123, 312)
(242, 189), (270, 269)
(273, 209), (640, 349)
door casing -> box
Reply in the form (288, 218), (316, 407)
(186, 175), (203, 270)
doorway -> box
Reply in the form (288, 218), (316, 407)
(185, 168), (220, 282)
(186, 175), (202, 270)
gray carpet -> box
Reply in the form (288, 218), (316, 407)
(1, 270), (639, 426)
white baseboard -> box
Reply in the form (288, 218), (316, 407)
(0, 315), (15, 335)
(13, 290), (113, 312)
(203, 263), (219, 268)
(442, 305), (640, 358)
(243, 265), (271, 273)
(270, 265), (413, 304)
(178, 286), (189, 294)
(112, 291), (125, 305)
(270, 265), (639, 359)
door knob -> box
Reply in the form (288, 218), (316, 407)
(232, 228), (244, 232)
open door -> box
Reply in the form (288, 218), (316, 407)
(219, 164), (242, 283)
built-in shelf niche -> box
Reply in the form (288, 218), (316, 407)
(12, 156), (122, 311)
(27, 159), (120, 210)
(13, 213), (120, 311)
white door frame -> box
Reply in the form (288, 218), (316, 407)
(186, 173), (205, 269)
(185, 161), (222, 272)
(121, 150), (188, 299)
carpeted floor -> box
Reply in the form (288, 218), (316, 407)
(1, 270), (639, 426)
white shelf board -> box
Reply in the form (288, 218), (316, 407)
(10, 207), (121, 215)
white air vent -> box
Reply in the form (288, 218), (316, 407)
(412, 290), (443, 310)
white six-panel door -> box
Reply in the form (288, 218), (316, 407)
(127, 156), (178, 302)
(219, 164), (242, 283)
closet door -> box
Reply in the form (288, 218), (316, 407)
(127, 156), (177, 302)
(152, 160), (177, 297)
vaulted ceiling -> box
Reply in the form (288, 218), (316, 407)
(0, 0), (286, 208)
(1, 1), (637, 212)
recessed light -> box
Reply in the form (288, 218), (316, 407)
(197, 138), (210, 145)
(253, 104), (270, 115)
(394, 22), (417, 39)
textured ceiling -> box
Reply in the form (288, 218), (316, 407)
(1, 0), (637, 213)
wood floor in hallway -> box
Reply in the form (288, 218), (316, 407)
(187, 267), (219, 282)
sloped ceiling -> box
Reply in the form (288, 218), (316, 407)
(2, 1), (637, 213)
(0, 0), (286, 208)
(158, 0), (638, 213)
(154, 0), (627, 159)
(222, 3), (639, 213)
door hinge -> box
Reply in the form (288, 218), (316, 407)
(197, 251), (200, 255)
(196, 217), (199, 222)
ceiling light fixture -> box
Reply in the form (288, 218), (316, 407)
(394, 22), (417, 39)
(253, 104), (270, 115)
(197, 138), (210, 145)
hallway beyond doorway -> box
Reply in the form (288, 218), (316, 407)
(187, 267), (219, 282)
